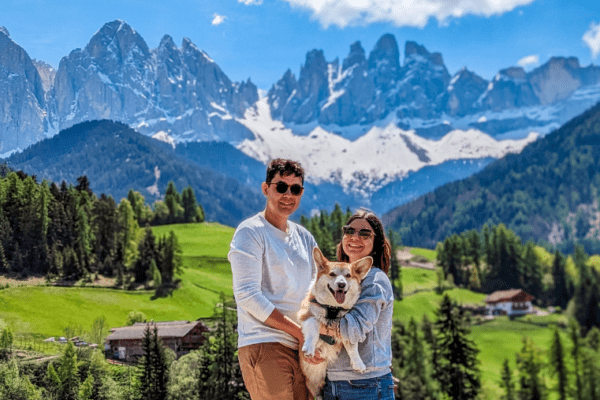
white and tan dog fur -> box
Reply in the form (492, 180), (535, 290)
(298, 247), (373, 400)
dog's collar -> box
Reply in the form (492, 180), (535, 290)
(310, 298), (348, 320)
(319, 334), (336, 346)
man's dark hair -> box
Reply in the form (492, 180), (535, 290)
(265, 159), (305, 185)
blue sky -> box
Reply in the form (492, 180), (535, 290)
(3, 0), (600, 90)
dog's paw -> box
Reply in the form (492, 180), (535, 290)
(351, 359), (367, 373)
(302, 342), (316, 358)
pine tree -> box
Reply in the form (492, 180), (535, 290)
(164, 181), (183, 223)
(388, 228), (403, 300)
(551, 250), (569, 309)
(58, 341), (80, 400)
(139, 323), (169, 400)
(134, 227), (158, 284)
(570, 319), (583, 400)
(434, 294), (481, 400)
(198, 295), (248, 400)
(181, 186), (198, 223)
(487, 224), (521, 290)
(92, 194), (119, 276)
(520, 241), (543, 301)
(581, 344), (600, 400)
(78, 374), (94, 400)
(571, 244), (600, 332)
(402, 317), (434, 399)
(500, 359), (515, 400)
(157, 231), (182, 286)
(118, 199), (140, 272)
(515, 336), (545, 400)
(549, 327), (568, 400)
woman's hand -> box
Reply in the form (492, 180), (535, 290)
(303, 349), (326, 365)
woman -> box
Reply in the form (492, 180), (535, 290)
(321, 209), (395, 400)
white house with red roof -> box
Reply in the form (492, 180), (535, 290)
(484, 289), (535, 316)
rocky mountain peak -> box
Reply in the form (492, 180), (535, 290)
(404, 41), (446, 68)
(86, 19), (150, 61)
(0, 27), (9, 37)
(404, 41), (429, 60)
(368, 34), (400, 72)
(499, 67), (527, 81)
(342, 41), (366, 71)
(527, 56), (584, 105)
(32, 59), (56, 92)
(159, 34), (177, 50)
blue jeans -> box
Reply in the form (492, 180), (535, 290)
(323, 373), (395, 400)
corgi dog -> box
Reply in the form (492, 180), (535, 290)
(298, 247), (373, 400)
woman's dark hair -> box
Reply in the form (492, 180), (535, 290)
(266, 158), (305, 185)
(336, 208), (391, 274)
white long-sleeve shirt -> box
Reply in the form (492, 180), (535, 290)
(228, 212), (317, 349)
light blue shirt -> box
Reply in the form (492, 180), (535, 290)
(327, 267), (394, 381)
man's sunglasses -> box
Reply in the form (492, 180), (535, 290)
(342, 226), (374, 239)
(268, 181), (304, 196)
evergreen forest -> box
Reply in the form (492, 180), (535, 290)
(0, 168), (204, 291)
(384, 102), (600, 253)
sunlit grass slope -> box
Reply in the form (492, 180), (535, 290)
(0, 222), (235, 338)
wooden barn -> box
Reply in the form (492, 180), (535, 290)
(105, 320), (208, 362)
(484, 289), (535, 316)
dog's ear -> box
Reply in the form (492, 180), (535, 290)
(313, 247), (329, 273)
(352, 256), (373, 280)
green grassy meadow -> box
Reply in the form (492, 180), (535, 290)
(0, 222), (236, 339)
(0, 222), (566, 398)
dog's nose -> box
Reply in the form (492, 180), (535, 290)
(337, 282), (346, 289)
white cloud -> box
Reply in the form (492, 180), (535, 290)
(212, 13), (227, 26)
(517, 54), (539, 68)
(281, 0), (536, 28)
(238, 0), (263, 4)
(583, 22), (600, 59)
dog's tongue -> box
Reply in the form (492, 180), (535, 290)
(334, 290), (345, 304)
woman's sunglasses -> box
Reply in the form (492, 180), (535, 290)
(342, 226), (374, 239)
(268, 181), (304, 196)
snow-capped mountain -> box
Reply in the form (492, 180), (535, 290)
(268, 34), (600, 141)
(3, 21), (600, 218)
(237, 97), (537, 198)
(51, 20), (257, 143)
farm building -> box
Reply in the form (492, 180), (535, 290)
(484, 289), (535, 316)
(105, 320), (208, 362)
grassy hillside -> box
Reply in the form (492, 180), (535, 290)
(0, 223), (566, 398)
(0, 222), (236, 339)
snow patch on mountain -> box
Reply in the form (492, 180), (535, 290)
(152, 130), (176, 149)
(236, 97), (538, 196)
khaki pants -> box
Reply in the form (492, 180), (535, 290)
(238, 342), (309, 400)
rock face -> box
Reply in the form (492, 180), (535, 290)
(50, 20), (257, 143)
(267, 33), (600, 135)
(3, 24), (600, 157)
(0, 20), (259, 156)
(0, 27), (49, 155)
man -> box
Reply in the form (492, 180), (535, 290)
(229, 158), (317, 400)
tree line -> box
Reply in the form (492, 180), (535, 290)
(0, 170), (202, 289)
(436, 223), (600, 332)
(385, 101), (600, 252)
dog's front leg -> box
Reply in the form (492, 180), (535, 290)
(342, 339), (367, 373)
(301, 317), (320, 357)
